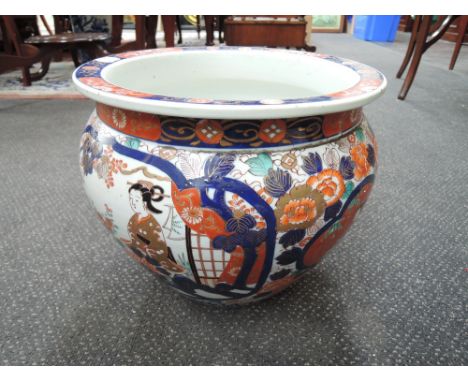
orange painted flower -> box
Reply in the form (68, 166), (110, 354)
(350, 143), (371, 180)
(171, 184), (228, 239)
(181, 206), (203, 225)
(275, 185), (326, 231)
(307, 169), (345, 206)
(111, 108), (128, 130)
(280, 199), (317, 227)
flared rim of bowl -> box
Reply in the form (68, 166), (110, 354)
(72, 46), (387, 119)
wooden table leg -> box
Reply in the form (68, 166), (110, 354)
(176, 16), (182, 44)
(162, 16), (176, 48)
(397, 16), (421, 79)
(21, 67), (32, 86)
(70, 47), (81, 67)
(111, 16), (123, 47)
(216, 16), (223, 43)
(204, 16), (215, 46)
(134, 16), (146, 50)
(398, 16), (431, 100)
(146, 16), (158, 49)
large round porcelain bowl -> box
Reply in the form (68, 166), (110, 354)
(73, 47), (386, 304)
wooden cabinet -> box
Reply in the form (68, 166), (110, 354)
(224, 16), (312, 50)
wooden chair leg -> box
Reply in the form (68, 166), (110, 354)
(398, 16), (432, 100)
(449, 15), (468, 70)
(162, 16), (176, 48)
(397, 16), (421, 79)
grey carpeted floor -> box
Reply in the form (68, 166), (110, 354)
(0, 33), (467, 365)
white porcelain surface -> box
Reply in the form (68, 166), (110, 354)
(73, 47), (387, 119)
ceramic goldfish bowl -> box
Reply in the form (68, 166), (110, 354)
(73, 47), (386, 305)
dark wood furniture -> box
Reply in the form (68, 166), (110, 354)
(160, 16), (176, 47)
(0, 16), (56, 86)
(109, 15), (146, 51)
(0, 15), (39, 53)
(398, 16), (414, 33)
(215, 16), (227, 43)
(204, 16), (215, 46)
(144, 16), (218, 48)
(0, 15), (123, 86)
(224, 16), (315, 51)
(449, 15), (468, 70)
(396, 15), (461, 100)
(199, 16), (226, 46)
(176, 16), (183, 44)
(440, 15), (468, 43)
(143, 16), (176, 49)
(25, 32), (110, 67)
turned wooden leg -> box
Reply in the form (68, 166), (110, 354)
(397, 16), (421, 79)
(204, 16), (215, 46)
(134, 16), (146, 50)
(176, 16), (182, 44)
(449, 15), (468, 70)
(21, 67), (32, 86)
(146, 16), (158, 49)
(162, 16), (176, 48)
(218, 16), (224, 43)
(111, 16), (123, 47)
(398, 16), (432, 100)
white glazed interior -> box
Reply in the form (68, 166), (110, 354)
(73, 48), (387, 119)
(102, 50), (360, 100)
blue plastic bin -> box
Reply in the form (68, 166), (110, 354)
(353, 16), (401, 42)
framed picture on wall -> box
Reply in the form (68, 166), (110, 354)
(311, 15), (345, 32)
